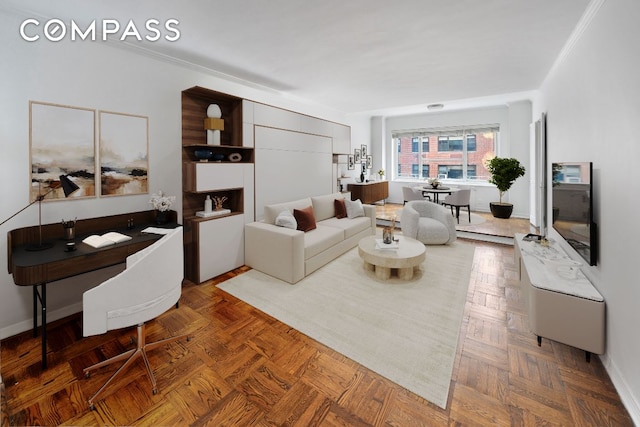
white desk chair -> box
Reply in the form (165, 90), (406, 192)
(82, 226), (186, 410)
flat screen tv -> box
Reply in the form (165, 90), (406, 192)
(551, 161), (597, 266)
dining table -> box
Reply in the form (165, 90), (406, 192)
(420, 186), (458, 203)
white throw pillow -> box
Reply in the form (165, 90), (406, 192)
(275, 210), (297, 229)
(345, 199), (365, 219)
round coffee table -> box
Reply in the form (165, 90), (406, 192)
(357, 235), (426, 280)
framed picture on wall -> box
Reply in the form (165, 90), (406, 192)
(366, 155), (372, 169)
(30, 101), (96, 201)
(354, 148), (361, 163)
(99, 111), (149, 196)
(361, 144), (367, 158)
(348, 154), (355, 170)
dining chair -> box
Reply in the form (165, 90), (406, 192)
(441, 188), (471, 224)
(402, 186), (430, 204)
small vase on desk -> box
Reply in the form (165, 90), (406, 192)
(155, 210), (168, 225)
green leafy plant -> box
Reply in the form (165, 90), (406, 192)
(485, 157), (526, 204)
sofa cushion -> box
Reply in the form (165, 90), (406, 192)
(311, 192), (346, 222)
(334, 199), (347, 219)
(293, 206), (317, 232)
(303, 225), (344, 259)
(345, 199), (365, 219)
(320, 216), (372, 239)
(264, 197), (312, 225)
(275, 210), (297, 229)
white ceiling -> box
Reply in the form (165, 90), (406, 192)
(7, 0), (592, 114)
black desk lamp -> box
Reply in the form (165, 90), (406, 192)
(0, 175), (80, 251)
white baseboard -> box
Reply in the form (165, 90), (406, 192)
(600, 353), (640, 425)
(0, 302), (83, 340)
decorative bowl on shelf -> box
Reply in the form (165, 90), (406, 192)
(212, 153), (225, 162)
(228, 152), (242, 162)
(194, 148), (213, 161)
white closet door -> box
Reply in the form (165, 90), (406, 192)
(254, 126), (332, 220)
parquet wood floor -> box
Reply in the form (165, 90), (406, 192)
(1, 214), (633, 426)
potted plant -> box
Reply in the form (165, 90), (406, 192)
(485, 157), (526, 219)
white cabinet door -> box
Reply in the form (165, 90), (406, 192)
(194, 163), (244, 192)
(332, 123), (351, 154)
(198, 214), (245, 282)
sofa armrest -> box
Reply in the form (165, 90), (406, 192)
(244, 222), (306, 284)
(363, 204), (377, 233)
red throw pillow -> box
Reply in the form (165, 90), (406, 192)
(334, 199), (347, 219)
(293, 206), (317, 232)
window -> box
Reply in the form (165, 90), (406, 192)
(392, 125), (498, 182)
(439, 165), (463, 179)
(438, 136), (463, 152)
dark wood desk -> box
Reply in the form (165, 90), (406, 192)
(8, 210), (178, 369)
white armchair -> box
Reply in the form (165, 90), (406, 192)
(82, 226), (186, 410)
(401, 201), (456, 245)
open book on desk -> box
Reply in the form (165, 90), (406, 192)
(82, 231), (132, 248)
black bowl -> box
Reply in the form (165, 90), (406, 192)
(194, 148), (213, 161)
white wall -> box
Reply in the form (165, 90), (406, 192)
(536, 0), (640, 421)
(381, 103), (532, 217)
(0, 6), (348, 338)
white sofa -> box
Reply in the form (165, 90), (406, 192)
(245, 192), (376, 283)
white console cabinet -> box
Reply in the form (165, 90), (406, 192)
(514, 233), (605, 361)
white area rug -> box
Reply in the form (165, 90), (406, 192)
(218, 240), (475, 409)
(451, 211), (486, 227)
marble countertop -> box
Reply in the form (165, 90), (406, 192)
(516, 235), (603, 302)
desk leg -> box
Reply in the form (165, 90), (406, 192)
(33, 284), (47, 370)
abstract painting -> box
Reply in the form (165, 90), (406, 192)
(30, 101), (96, 201)
(99, 111), (148, 196)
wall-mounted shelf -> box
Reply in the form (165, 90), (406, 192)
(181, 86), (254, 284)
(183, 144), (254, 163)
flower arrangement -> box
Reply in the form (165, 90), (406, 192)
(427, 178), (440, 188)
(149, 190), (176, 212)
(377, 169), (385, 178)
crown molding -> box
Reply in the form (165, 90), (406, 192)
(543, 0), (606, 85)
